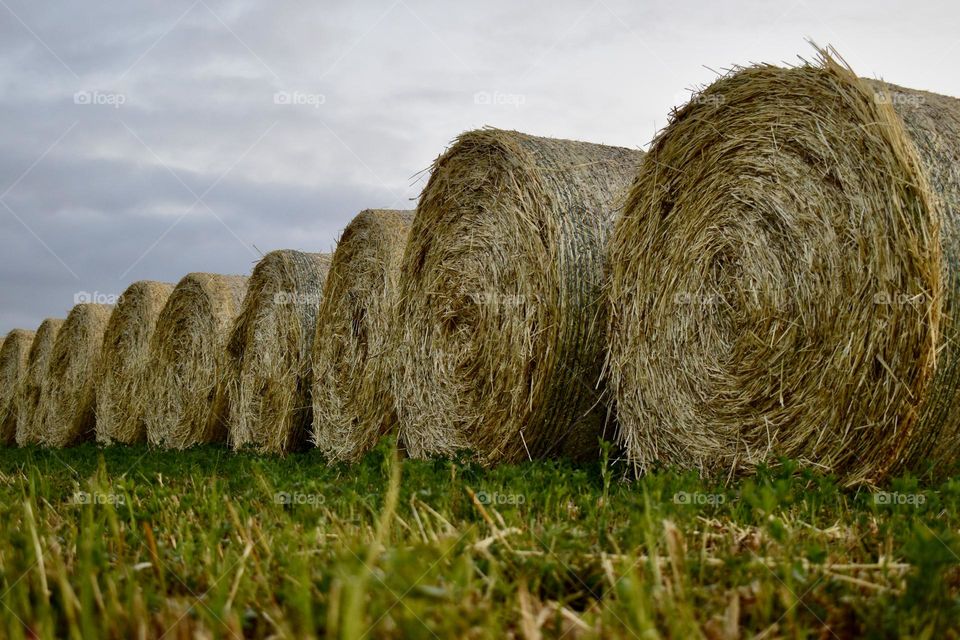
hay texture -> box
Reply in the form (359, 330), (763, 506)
(608, 49), (960, 484)
(0, 329), (35, 444)
(225, 251), (331, 454)
(14, 318), (63, 445)
(144, 273), (248, 449)
(312, 209), (414, 462)
(95, 281), (174, 445)
(35, 304), (113, 447)
(390, 129), (643, 464)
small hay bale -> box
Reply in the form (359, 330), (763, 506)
(143, 273), (248, 449)
(225, 251), (331, 454)
(312, 209), (414, 462)
(608, 49), (960, 484)
(390, 129), (644, 464)
(0, 329), (36, 444)
(36, 304), (113, 447)
(14, 318), (63, 446)
(95, 280), (174, 445)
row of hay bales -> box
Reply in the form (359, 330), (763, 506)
(0, 212), (418, 460)
(2, 49), (959, 484)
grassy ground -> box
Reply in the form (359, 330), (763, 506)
(0, 441), (957, 639)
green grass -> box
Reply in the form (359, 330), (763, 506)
(0, 441), (958, 639)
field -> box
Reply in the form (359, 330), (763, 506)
(0, 443), (958, 639)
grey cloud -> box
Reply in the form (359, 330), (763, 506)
(1, 0), (959, 333)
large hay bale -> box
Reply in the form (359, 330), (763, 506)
(95, 281), (174, 445)
(390, 129), (644, 464)
(0, 329), (35, 444)
(36, 304), (113, 447)
(14, 318), (63, 446)
(225, 251), (331, 454)
(143, 273), (248, 449)
(608, 49), (960, 484)
(312, 209), (414, 462)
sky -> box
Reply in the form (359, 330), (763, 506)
(1, 0), (958, 333)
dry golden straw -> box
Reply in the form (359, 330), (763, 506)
(225, 251), (331, 454)
(14, 318), (63, 446)
(312, 209), (413, 462)
(143, 273), (248, 449)
(0, 329), (35, 444)
(36, 304), (113, 447)
(95, 281), (174, 445)
(390, 129), (643, 464)
(608, 48), (960, 484)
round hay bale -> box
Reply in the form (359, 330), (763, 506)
(225, 251), (331, 454)
(390, 129), (644, 464)
(312, 209), (414, 462)
(95, 280), (174, 445)
(0, 329), (36, 444)
(14, 318), (63, 446)
(143, 273), (248, 449)
(36, 304), (113, 447)
(608, 49), (960, 483)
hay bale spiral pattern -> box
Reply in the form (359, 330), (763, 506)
(144, 273), (248, 449)
(0, 329), (35, 444)
(312, 209), (414, 462)
(36, 304), (113, 447)
(226, 251), (331, 454)
(609, 51), (960, 483)
(390, 129), (643, 464)
(95, 281), (174, 445)
(14, 318), (63, 446)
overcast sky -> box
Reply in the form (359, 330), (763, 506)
(0, 0), (958, 333)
